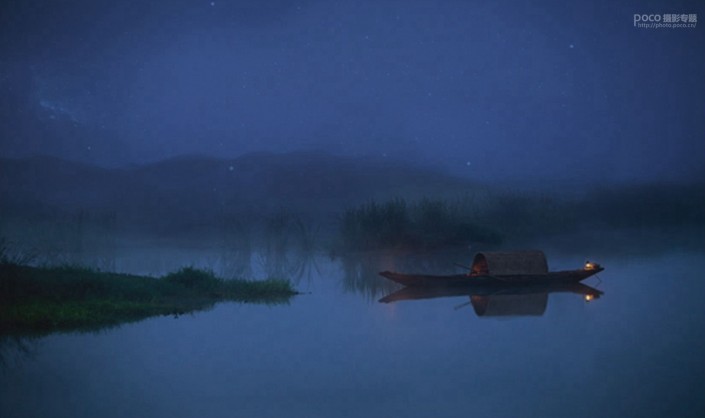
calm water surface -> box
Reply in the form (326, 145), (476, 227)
(2, 245), (704, 418)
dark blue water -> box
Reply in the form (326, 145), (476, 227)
(2, 248), (704, 418)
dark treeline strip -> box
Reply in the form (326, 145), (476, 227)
(339, 183), (705, 251)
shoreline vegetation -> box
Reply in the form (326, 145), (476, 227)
(340, 198), (502, 251)
(338, 183), (705, 251)
(0, 263), (297, 336)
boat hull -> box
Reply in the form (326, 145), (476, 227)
(378, 281), (604, 304)
(379, 267), (603, 287)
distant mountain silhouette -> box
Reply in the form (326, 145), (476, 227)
(0, 151), (481, 230)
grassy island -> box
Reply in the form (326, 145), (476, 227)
(0, 264), (297, 335)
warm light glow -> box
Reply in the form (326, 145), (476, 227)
(585, 294), (594, 302)
(585, 262), (594, 270)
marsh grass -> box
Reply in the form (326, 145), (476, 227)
(0, 264), (297, 336)
(340, 198), (502, 251)
(0, 210), (118, 270)
(0, 238), (39, 266)
(339, 184), (705, 251)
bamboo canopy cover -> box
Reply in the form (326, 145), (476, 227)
(471, 251), (549, 276)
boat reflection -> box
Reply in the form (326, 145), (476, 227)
(379, 282), (603, 317)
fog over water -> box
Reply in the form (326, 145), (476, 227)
(1, 0), (704, 184)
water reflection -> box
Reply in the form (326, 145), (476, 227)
(218, 217), (254, 279)
(379, 282), (603, 317)
(337, 248), (472, 299)
(0, 336), (38, 370)
(470, 293), (548, 316)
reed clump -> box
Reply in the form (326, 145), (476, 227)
(340, 198), (501, 251)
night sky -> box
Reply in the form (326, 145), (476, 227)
(1, 0), (703, 184)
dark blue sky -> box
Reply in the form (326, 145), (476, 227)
(1, 0), (703, 183)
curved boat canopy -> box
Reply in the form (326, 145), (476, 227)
(471, 250), (549, 276)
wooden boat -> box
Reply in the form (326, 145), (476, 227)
(379, 250), (603, 287)
(379, 268), (602, 287)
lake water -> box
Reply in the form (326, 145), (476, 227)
(2, 240), (704, 418)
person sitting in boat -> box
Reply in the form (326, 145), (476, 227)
(471, 258), (489, 276)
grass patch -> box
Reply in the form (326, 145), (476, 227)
(340, 198), (502, 251)
(0, 264), (297, 336)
